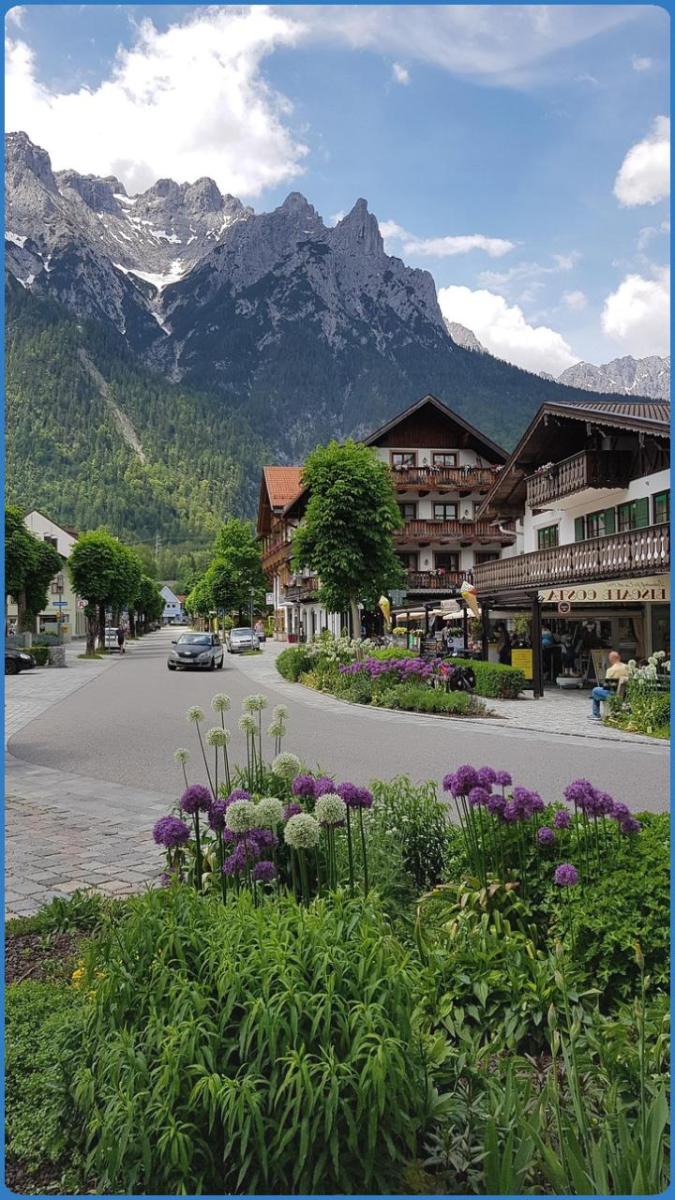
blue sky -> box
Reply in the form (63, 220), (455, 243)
(5, 4), (670, 374)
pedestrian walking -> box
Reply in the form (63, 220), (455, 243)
(117, 626), (126, 655)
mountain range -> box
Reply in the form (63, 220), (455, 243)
(5, 131), (655, 544)
(446, 320), (670, 401)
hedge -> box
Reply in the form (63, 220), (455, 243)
(449, 657), (525, 699)
(30, 645), (51, 667)
(276, 646), (313, 682)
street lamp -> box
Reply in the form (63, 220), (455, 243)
(249, 587), (255, 630)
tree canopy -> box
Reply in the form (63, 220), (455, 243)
(291, 440), (404, 630)
(5, 506), (63, 630)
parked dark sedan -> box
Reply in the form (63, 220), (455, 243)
(167, 632), (224, 671)
(5, 648), (36, 675)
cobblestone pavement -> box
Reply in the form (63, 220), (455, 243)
(6, 641), (165, 918)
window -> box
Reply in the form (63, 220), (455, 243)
(537, 525), (559, 549)
(397, 552), (418, 571)
(575, 508), (616, 541)
(398, 502), (417, 521)
(432, 452), (457, 467)
(653, 490), (670, 525)
(434, 552), (459, 572)
(433, 503), (457, 521)
(44, 535), (58, 549)
(475, 552), (499, 564)
(617, 498), (650, 532)
(391, 452), (415, 469)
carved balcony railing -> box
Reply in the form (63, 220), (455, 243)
(391, 466), (499, 493)
(405, 570), (472, 591)
(284, 576), (320, 602)
(526, 450), (633, 511)
(473, 524), (669, 594)
(395, 519), (516, 545)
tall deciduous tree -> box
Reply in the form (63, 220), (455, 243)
(185, 576), (212, 622)
(207, 518), (266, 622)
(68, 531), (132, 653)
(292, 440), (404, 634)
(5, 506), (62, 632)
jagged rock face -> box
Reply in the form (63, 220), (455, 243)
(444, 320), (485, 354)
(558, 355), (670, 401)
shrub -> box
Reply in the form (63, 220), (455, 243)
(6, 982), (85, 1173)
(275, 645), (312, 681)
(609, 682), (670, 737)
(449, 657), (525, 698)
(373, 684), (483, 716)
(75, 889), (428, 1195)
(370, 776), (453, 891)
(30, 644), (51, 666)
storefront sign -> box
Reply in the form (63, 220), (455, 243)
(539, 576), (669, 605)
(265, 592), (274, 606)
(511, 648), (533, 680)
(557, 601), (572, 615)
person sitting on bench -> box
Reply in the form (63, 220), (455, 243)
(590, 650), (629, 719)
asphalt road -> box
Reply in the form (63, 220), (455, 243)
(9, 627), (670, 810)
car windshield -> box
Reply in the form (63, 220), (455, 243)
(177, 634), (210, 645)
(232, 628), (254, 636)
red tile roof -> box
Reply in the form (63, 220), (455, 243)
(263, 466), (304, 509)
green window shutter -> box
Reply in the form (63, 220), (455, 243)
(574, 517), (585, 542)
(633, 497), (650, 528)
(603, 507), (616, 534)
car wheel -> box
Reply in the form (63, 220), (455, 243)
(5, 659), (18, 676)
(168, 663), (176, 670)
(209, 657), (216, 671)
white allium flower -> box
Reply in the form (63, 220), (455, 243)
(256, 797), (285, 828)
(284, 812), (320, 850)
(173, 748), (191, 764)
(243, 693), (268, 713)
(267, 720), (284, 738)
(239, 714), (257, 735)
(272, 704), (289, 720)
(315, 793), (347, 827)
(225, 799), (256, 834)
(272, 752), (301, 782)
(206, 727), (230, 747)
(186, 705), (204, 723)
(211, 693), (231, 713)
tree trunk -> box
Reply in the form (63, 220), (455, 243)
(350, 599), (361, 640)
(128, 608), (136, 638)
(86, 613), (96, 655)
(16, 589), (28, 634)
(98, 602), (107, 653)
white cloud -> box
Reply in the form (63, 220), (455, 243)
(631, 55), (653, 71)
(563, 290), (588, 311)
(5, 8), (309, 198)
(382, 221), (514, 259)
(601, 268), (669, 356)
(438, 285), (578, 375)
(328, 210), (345, 226)
(392, 62), (410, 85)
(478, 253), (579, 301)
(5, 6), (25, 29)
(614, 116), (670, 207)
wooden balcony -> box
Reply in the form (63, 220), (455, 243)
(474, 524), (669, 595)
(261, 535), (292, 572)
(391, 465), (498, 493)
(526, 450), (632, 511)
(284, 576), (320, 602)
(405, 570), (471, 592)
(395, 519), (516, 546)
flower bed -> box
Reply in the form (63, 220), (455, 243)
(606, 653), (671, 737)
(6, 695), (669, 1195)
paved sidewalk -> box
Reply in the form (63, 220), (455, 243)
(5, 642), (165, 918)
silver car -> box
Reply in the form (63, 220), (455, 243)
(168, 632), (224, 671)
(226, 627), (259, 654)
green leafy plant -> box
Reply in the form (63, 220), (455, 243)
(75, 888), (429, 1195)
(448, 657), (525, 698)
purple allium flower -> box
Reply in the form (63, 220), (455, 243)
(249, 827), (278, 851)
(553, 809), (572, 830)
(222, 827), (237, 844)
(564, 779), (596, 807)
(314, 776), (336, 796)
(593, 791), (615, 817)
(442, 772), (456, 793)
(283, 802), (303, 820)
(620, 816), (641, 835)
(611, 802), (630, 822)
(251, 859), (277, 883)
(337, 781), (359, 805)
(537, 826), (555, 846)
(476, 767), (497, 789)
(468, 786), (490, 808)
(180, 785), (211, 815)
(222, 845), (247, 876)
(208, 800), (227, 833)
(503, 800), (520, 823)
(487, 793), (506, 816)
(227, 788), (251, 804)
(153, 815), (191, 847)
(554, 863), (579, 887)
(454, 765), (480, 795)
(292, 774), (317, 799)
(495, 770), (512, 790)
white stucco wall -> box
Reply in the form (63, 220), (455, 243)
(523, 469), (670, 553)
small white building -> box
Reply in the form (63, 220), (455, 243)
(6, 509), (87, 639)
(160, 585), (185, 625)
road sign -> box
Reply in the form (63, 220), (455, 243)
(389, 589), (407, 607)
(52, 600), (68, 609)
(77, 599), (87, 609)
(557, 601), (572, 615)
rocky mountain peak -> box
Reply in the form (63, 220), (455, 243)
(55, 169), (124, 214)
(332, 198), (383, 255)
(6, 129), (58, 193)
